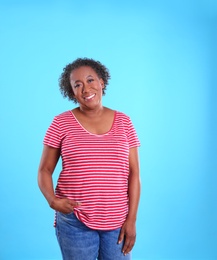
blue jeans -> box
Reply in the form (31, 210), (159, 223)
(56, 212), (131, 260)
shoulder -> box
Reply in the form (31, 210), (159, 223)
(49, 111), (73, 127)
(102, 107), (130, 121)
(54, 110), (72, 120)
(115, 110), (131, 121)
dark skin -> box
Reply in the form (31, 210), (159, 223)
(38, 66), (140, 255)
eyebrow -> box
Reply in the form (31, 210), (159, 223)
(74, 80), (81, 84)
(72, 75), (94, 84)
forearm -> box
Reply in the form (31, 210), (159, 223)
(118, 169), (140, 254)
(127, 171), (141, 222)
(38, 170), (56, 207)
(38, 145), (60, 207)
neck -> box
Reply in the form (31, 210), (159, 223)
(78, 105), (104, 118)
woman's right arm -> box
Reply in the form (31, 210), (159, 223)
(38, 145), (80, 213)
(38, 145), (60, 207)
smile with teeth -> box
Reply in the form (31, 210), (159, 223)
(84, 94), (96, 101)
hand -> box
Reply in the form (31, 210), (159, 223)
(118, 219), (136, 256)
(49, 197), (81, 214)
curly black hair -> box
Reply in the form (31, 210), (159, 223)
(59, 58), (111, 103)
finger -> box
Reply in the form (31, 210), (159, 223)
(122, 236), (135, 255)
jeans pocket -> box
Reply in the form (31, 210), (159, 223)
(63, 211), (74, 216)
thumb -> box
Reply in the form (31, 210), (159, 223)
(69, 200), (82, 207)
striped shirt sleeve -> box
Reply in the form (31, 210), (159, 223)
(43, 117), (61, 148)
(126, 116), (140, 148)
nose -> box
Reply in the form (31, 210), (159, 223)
(82, 83), (90, 93)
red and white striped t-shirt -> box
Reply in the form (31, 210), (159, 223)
(43, 110), (140, 230)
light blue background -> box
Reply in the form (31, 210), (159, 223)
(0, 0), (216, 259)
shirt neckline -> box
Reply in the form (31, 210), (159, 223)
(69, 110), (117, 136)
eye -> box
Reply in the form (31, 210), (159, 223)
(74, 83), (81, 88)
(87, 78), (94, 83)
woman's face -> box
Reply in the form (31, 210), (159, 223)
(70, 66), (104, 109)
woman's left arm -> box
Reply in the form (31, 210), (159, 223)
(118, 146), (141, 255)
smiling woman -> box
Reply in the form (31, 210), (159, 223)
(69, 66), (115, 135)
(59, 58), (110, 103)
(38, 58), (141, 260)
(70, 66), (104, 109)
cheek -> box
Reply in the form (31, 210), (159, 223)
(97, 83), (103, 91)
(71, 86), (78, 96)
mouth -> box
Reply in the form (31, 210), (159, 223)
(84, 94), (96, 101)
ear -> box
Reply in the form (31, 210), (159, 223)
(99, 78), (105, 89)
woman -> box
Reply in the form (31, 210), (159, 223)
(38, 58), (140, 260)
